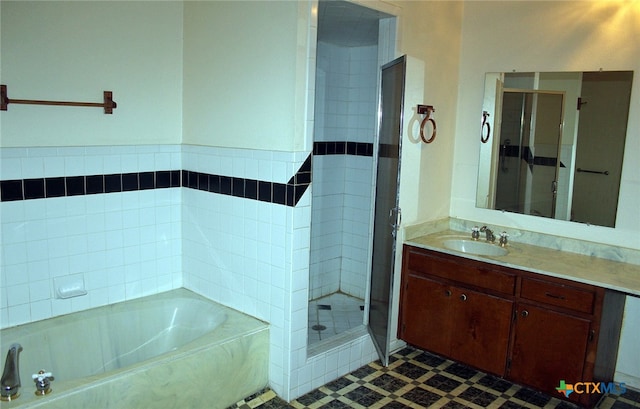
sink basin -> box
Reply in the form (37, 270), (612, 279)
(442, 239), (508, 256)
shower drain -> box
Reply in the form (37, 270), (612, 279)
(311, 324), (327, 331)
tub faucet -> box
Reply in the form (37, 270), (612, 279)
(1, 343), (22, 401)
(480, 226), (495, 243)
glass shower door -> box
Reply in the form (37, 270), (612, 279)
(368, 55), (405, 366)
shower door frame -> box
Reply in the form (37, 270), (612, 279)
(367, 55), (406, 366)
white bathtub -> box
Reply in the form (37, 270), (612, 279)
(0, 288), (269, 409)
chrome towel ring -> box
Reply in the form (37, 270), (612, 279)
(481, 111), (491, 143)
(417, 104), (436, 143)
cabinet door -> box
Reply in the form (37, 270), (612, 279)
(400, 275), (454, 357)
(450, 287), (513, 376)
(509, 302), (592, 401)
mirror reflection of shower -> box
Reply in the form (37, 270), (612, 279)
(494, 90), (564, 218)
(308, 0), (394, 348)
(500, 139), (511, 172)
(478, 71), (633, 227)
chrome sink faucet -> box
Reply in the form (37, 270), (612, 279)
(480, 226), (495, 243)
(499, 231), (509, 247)
(1, 343), (22, 401)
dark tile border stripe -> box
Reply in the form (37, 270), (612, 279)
(1, 170), (181, 202)
(314, 141), (373, 157)
(1, 140), (371, 205)
(181, 153), (312, 207)
(1, 154), (314, 207)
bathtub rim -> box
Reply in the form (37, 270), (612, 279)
(0, 288), (269, 409)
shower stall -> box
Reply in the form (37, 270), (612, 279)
(308, 0), (396, 347)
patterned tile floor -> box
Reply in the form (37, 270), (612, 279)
(230, 347), (640, 409)
(308, 293), (364, 345)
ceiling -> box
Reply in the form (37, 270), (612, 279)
(317, 0), (392, 47)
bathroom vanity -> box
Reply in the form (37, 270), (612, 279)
(399, 231), (632, 408)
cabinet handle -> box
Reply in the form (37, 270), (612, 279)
(445, 290), (452, 297)
(460, 294), (467, 301)
(545, 292), (566, 300)
(521, 310), (529, 318)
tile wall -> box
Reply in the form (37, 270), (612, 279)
(180, 144), (307, 397)
(179, 144), (378, 400)
(0, 142), (382, 401)
(309, 42), (378, 301)
(0, 145), (183, 328)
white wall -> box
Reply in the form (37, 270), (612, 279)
(0, 1), (183, 147)
(182, 1), (302, 152)
(617, 296), (640, 387)
(394, 0), (463, 227)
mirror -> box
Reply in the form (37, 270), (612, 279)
(476, 71), (633, 227)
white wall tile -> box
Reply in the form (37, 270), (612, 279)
(310, 43), (377, 301)
(29, 299), (52, 322)
(22, 157), (45, 179)
(1, 145), (182, 327)
(1, 140), (380, 401)
(7, 303), (30, 327)
(1, 158), (23, 180)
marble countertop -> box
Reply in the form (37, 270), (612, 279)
(406, 229), (640, 297)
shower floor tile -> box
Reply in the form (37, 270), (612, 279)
(228, 347), (640, 409)
(308, 293), (364, 345)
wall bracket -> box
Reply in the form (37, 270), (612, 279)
(417, 104), (437, 143)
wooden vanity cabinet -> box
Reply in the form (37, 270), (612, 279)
(450, 286), (514, 375)
(399, 245), (625, 408)
(509, 301), (593, 404)
(399, 246), (516, 376)
(400, 275), (453, 357)
(401, 274), (514, 375)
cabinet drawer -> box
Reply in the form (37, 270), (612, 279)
(520, 278), (596, 314)
(405, 247), (516, 295)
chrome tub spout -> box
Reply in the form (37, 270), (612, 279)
(1, 343), (22, 401)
